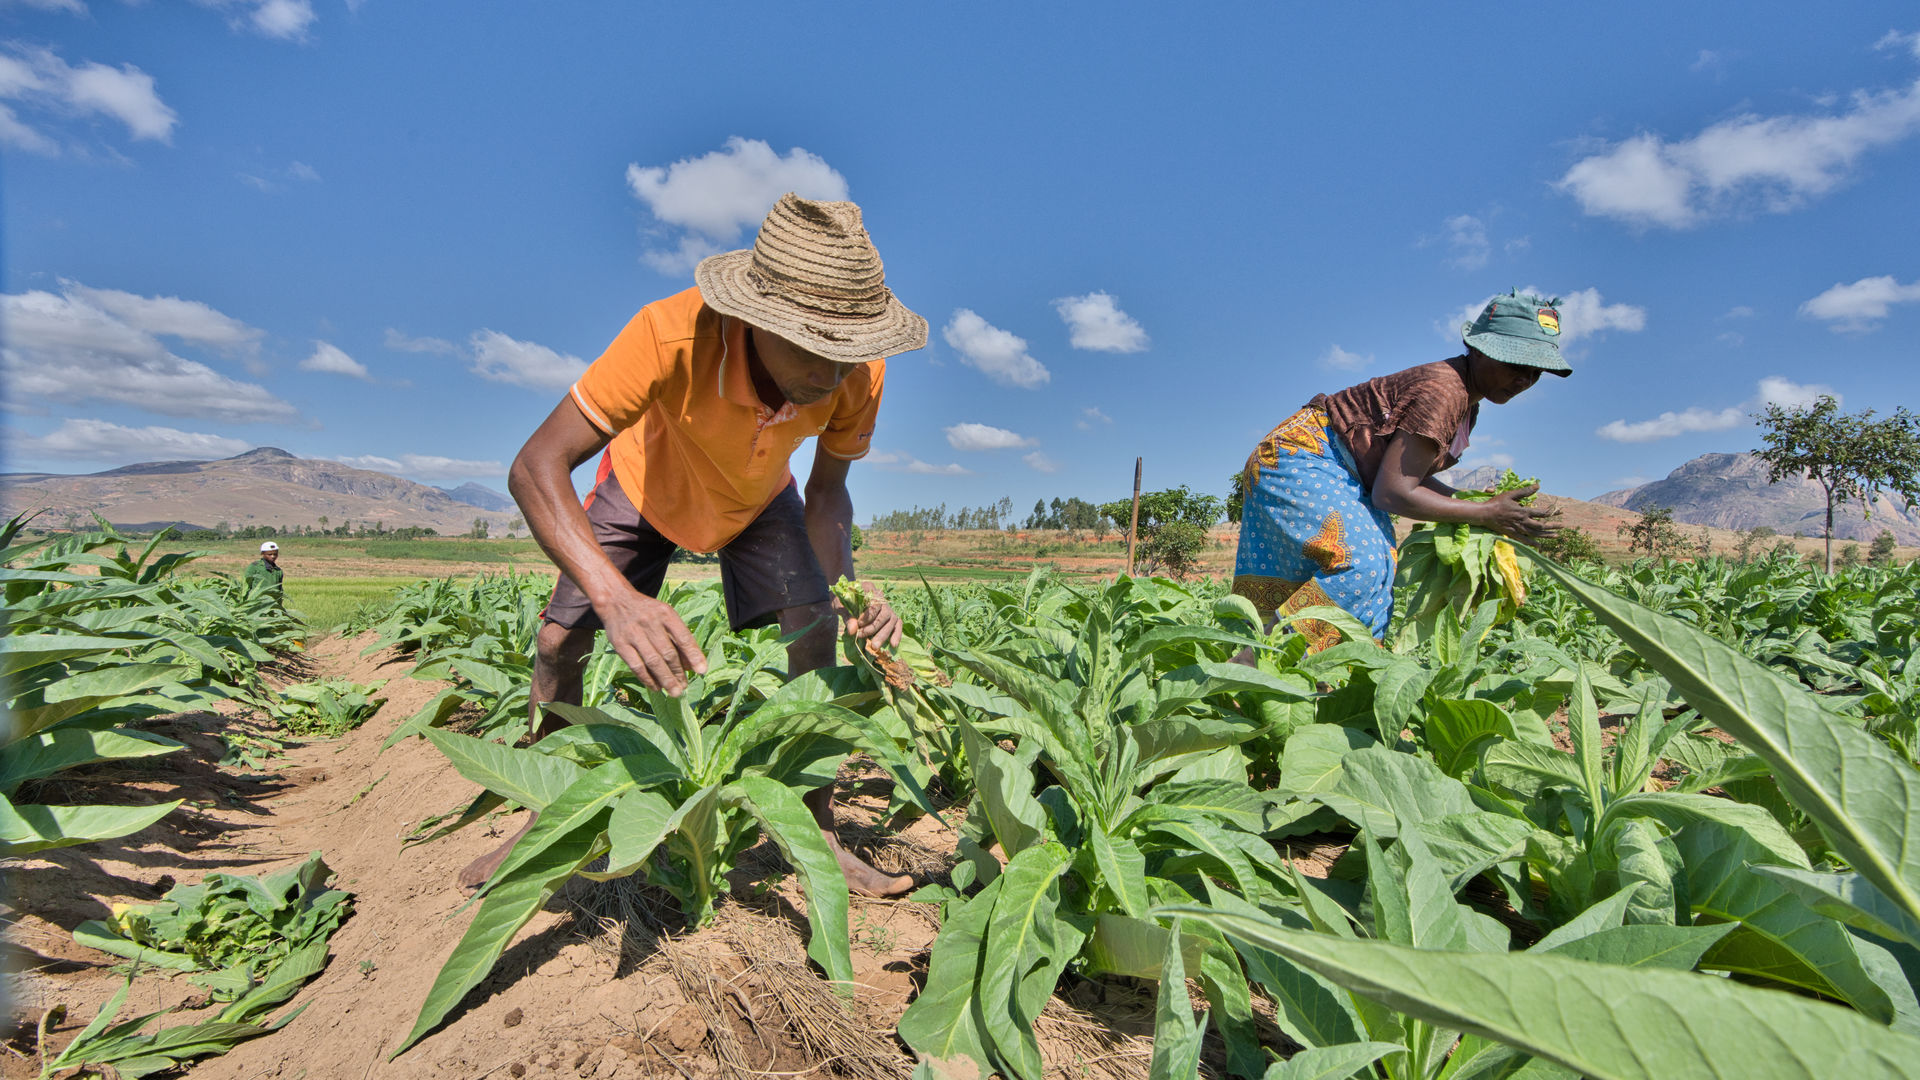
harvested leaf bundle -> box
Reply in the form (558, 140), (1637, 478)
(1393, 470), (1536, 646)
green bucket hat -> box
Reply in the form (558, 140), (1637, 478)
(1462, 290), (1573, 376)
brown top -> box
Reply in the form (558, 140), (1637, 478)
(1310, 357), (1477, 490)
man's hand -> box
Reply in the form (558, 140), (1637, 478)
(1479, 484), (1561, 540)
(833, 580), (903, 648)
(600, 591), (708, 695)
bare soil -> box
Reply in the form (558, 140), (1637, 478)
(1, 636), (1202, 1079)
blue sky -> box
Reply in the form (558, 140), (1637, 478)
(4, 1), (1919, 522)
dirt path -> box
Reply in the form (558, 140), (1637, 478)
(3, 638), (1176, 1079)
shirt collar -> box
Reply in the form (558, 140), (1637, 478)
(718, 316), (801, 423)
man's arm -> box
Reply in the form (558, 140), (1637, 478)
(509, 396), (706, 693)
(802, 444), (902, 646)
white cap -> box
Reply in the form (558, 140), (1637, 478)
(260, 541), (279, 552)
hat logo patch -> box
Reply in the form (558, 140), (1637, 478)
(1536, 308), (1560, 336)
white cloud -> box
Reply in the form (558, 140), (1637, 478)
(625, 137), (848, 274)
(10, 418), (250, 461)
(1798, 275), (1920, 332)
(300, 341), (369, 379)
(942, 309), (1049, 389)
(1022, 451), (1060, 474)
(1076, 406), (1112, 431)
(1556, 60), (1920, 228)
(1756, 376), (1836, 410)
(1722, 305), (1756, 319)
(1052, 291), (1149, 352)
(62, 281), (262, 351)
(1596, 376), (1837, 442)
(1442, 286), (1645, 348)
(1319, 344), (1372, 371)
(1596, 406), (1746, 443)
(286, 160), (320, 182)
(867, 451), (970, 476)
(0, 285), (293, 422)
(1876, 30), (1920, 60)
(1, 0), (88, 12)
(1691, 50), (1727, 77)
(384, 328), (458, 354)
(467, 329), (586, 390)
(1442, 214), (1489, 270)
(328, 453), (505, 480)
(193, 0), (317, 40)
(1553, 288), (1647, 344)
(944, 422), (1035, 451)
(0, 45), (177, 150)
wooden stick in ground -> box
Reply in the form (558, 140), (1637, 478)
(1126, 457), (1142, 576)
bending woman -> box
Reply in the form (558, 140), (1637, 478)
(1232, 290), (1565, 650)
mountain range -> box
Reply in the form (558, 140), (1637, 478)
(1, 448), (518, 535)
(1594, 452), (1920, 546)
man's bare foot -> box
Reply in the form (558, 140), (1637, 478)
(456, 812), (539, 893)
(829, 833), (914, 897)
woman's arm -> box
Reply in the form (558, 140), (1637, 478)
(1370, 430), (1557, 538)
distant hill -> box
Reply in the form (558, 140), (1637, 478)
(1594, 452), (1920, 545)
(1, 447), (514, 536)
(1436, 465), (1506, 491)
(438, 482), (516, 513)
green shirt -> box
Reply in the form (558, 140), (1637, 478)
(244, 558), (284, 593)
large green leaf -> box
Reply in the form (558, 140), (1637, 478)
(898, 879), (1001, 1076)
(420, 729), (584, 811)
(1277, 725), (1374, 796)
(0, 728), (181, 795)
(720, 776), (853, 984)
(0, 633), (150, 679)
(1538, 923), (1733, 971)
(1673, 822), (1892, 1019)
(976, 841), (1075, 1080)
(1265, 1042), (1406, 1080)
(394, 812), (608, 1056)
(0, 794), (182, 855)
(961, 720), (1049, 857)
(474, 751), (680, 897)
(1425, 698), (1525, 779)
(1148, 917), (1208, 1080)
(1163, 905), (1920, 1080)
(1750, 865), (1920, 950)
(1525, 553), (1920, 929)
(1317, 745), (1476, 839)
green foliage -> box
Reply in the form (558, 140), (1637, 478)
(72, 852), (351, 993)
(51, 853), (351, 1077)
(267, 679), (388, 737)
(1616, 505), (1694, 561)
(1870, 529), (1899, 566)
(1755, 394), (1920, 573)
(1, 513), (303, 854)
(1534, 524), (1603, 564)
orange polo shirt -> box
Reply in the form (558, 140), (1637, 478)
(568, 287), (884, 554)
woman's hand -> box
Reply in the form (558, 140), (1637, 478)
(1477, 484), (1560, 539)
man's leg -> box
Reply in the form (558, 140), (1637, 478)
(780, 600), (913, 898)
(456, 618), (596, 891)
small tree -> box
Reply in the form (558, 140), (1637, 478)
(1870, 530), (1899, 567)
(1098, 486), (1225, 579)
(470, 517), (489, 539)
(317, 514), (329, 533)
(1536, 524), (1604, 565)
(1733, 525), (1776, 564)
(1225, 471), (1246, 526)
(1754, 395), (1920, 574)
(1837, 542), (1862, 568)
(1618, 505), (1692, 561)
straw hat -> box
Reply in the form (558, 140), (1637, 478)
(695, 194), (929, 364)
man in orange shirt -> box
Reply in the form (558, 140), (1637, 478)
(462, 194), (927, 896)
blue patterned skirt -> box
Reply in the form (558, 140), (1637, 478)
(1231, 406), (1397, 650)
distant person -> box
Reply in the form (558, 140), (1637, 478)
(1232, 290), (1565, 651)
(462, 194), (923, 897)
(244, 541), (284, 597)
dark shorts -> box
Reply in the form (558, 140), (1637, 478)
(542, 471), (831, 633)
